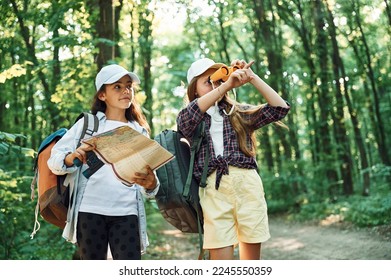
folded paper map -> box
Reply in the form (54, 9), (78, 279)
(82, 125), (174, 186)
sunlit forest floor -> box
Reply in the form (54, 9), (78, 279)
(143, 208), (391, 260)
(262, 215), (390, 260)
(143, 205), (202, 260)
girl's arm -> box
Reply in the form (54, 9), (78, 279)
(196, 84), (229, 112)
(197, 59), (290, 112)
(250, 75), (289, 108)
(47, 121), (82, 175)
(231, 59), (289, 108)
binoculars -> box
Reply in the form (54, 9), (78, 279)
(73, 151), (104, 179)
(209, 65), (240, 82)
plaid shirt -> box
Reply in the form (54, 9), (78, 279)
(177, 100), (290, 189)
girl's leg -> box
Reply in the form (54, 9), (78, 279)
(209, 246), (235, 260)
(108, 215), (141, 260)
(239, 242), (261, 260)
(77, 212), (109, 260)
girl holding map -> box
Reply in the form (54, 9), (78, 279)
(48, 64), (159, 260)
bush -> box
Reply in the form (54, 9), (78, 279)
(0, 172), (77, 260)
(344, 193), (391, 227)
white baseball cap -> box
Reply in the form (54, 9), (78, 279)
(186, 58), (224, 84)
(95, 64), (141, 91)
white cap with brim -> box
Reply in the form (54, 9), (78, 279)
(187, 58), (225, 84)
(95, 64), (141, 91)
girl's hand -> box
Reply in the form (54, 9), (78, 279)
(225, 60), (255, 90)
(65, 143), (95, 167)
(133, 165), (157, 191)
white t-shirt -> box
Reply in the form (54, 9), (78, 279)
(79, 120), (140, 216)
(206, 106), (224, 157)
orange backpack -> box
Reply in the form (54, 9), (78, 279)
(30, 113), (98, 238)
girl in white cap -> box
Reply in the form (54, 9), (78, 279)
(48, 64), (159, 260)
(177, 58), (290, 260)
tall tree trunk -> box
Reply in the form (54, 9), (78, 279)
(311, 0), (339, 192)
(268, 0), (293, 167)
(324, 0), (370, 196)
(351, 0), (389, 166)
(50, 0), (63, 129)
(279, 0), (321, 165)
(384, 0), (391, 29)
(9, 0), (60, 130)
(214, 1), (230, 63)
(249, 0), (274, 170)
(96, 0), (123, 69)
(251, 0), (292, 172)
(129, 7), (136, 72)
(324, 1), (354, 195)
(137, 1), (155, 135)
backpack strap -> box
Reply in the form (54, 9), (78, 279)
(183, 121), (207, 197)
(77, 112), (99, 147)
(72, 112), (99, 166)
(198, 122), (209, 188)
(183, 120), (209, 260)
(75, 112), (104, 178)
(56, 112), (99, 195)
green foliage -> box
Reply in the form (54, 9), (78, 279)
(366, 164), (391, 184)
(267, 199), (296, 215)
(0, 131), (76, 260)
(0, 0), (390, 259)
(290, 193), (391, 228)
(262, 157), (391, 227)
(344, 193), (391, 227)
(0, 170), (76, 260)
(293, 200), (350, 222)
(0, 132), (34, 157)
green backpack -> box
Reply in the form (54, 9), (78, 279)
(154, 122), (209, 258)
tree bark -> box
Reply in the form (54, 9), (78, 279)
(351, 0), (389, 166)
(9, 0), (61, 130)
(311, 0), (339, 192)
(96, 0), (123, 69)
(137, 1), (154, 135)
(324, 1), (354, 195)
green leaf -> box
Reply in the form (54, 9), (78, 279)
(0, 132), (17, 143)
(21, 148), (36, 158)
(0, 143), (9, 155)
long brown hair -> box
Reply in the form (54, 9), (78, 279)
(91, 84), (151, 134)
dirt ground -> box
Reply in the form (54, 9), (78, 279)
(145, 214), (391, 260)
(262, 215), (391, 260)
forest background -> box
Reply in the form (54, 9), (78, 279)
(0, 0), (390, 260)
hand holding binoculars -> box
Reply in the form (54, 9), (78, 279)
(209, 65), (241, 82)
(74, 151), (104, 178)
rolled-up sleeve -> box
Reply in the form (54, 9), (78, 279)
(139, 177), (160, 198)
(47, 121), (83, 175)
(251, 101), (290, 129)
(176, 100), (204, 139)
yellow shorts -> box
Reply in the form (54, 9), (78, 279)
(199, 166), (270, 249)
